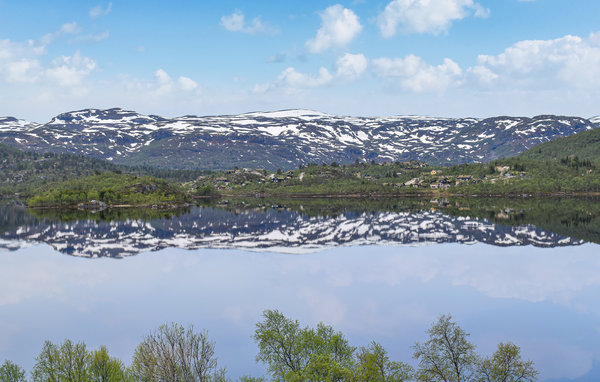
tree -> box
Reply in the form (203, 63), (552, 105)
(413, 314), (478, 382)
(32, 339), (91, 382)
(0, 360), (26, 382)
(32, 341), (61, 382)
(90, 346), (128, 382)
(253, 310), (354, 381)
(477, 342), (538, 382)
(131, 322), (221, 382)
(58, 339), (90, 382)
(355, 342), (413, 382)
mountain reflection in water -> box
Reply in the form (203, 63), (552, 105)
(1, 197), (598, 258)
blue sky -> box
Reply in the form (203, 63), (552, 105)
(1, 0), (600, 121)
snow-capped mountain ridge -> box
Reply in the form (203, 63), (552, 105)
(0, 108), (595, 169)
(0, 117), (40, 132)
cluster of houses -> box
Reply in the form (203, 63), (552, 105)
(207, 168), (298, 190)
(402, 171), (475, 190)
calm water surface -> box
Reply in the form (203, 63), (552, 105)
(1, 199), (599, 381)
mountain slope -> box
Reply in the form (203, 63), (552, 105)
(0, 108), (595, 170)
(0, 143), (206, 197)
(518, 125), (600, 162)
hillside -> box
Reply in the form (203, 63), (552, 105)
(0, 144), (208, 198)
(518, 126), (600, 162)
(0, 108), (596, 170)
(27, 173), (190, 207)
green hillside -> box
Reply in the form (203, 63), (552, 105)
(0, 144), (208, 198)
(27, 172), (190, 207)
(518, 127), (600, 162)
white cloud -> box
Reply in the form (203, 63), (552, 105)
(264, 52), (368, 91)
(178, 76), (198, 91)
(467, 65), (497, 84)
(0, 39), (42, 83)
(471, 32), (600, 89)
(220, 10), (278, 35)
(38, 22), (81, 47)
(278, 66), (334, 88)
(335, 53), (368, 80)
(4, 58), (41, 83)
(221, 10), (245, 32)
(372, 54), (462, 93)
(45, 51), (96, 87)
(377, 0), (489, 37)
(71, 31), (110, 44)
(90, 3), (112, 19)
(153, 69), (173, 95)
(136, 69), (200, 95)
(306, 5), (362, 53)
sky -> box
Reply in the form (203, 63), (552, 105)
(1, 0), (600, 121)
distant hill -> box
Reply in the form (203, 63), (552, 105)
(0, 108), (596, 170)
(518, 126), (600, 162)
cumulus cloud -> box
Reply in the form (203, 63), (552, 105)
(271, 53), (368, 90)
(470, 32), (600, 89)
(377, 0), (489, 37)
(372, 55), (463, 93)
(305, 5), (362, 53)
(89, 3), (112, 19)
(255, 52), (368, 93)
(221, 11), (244, 32)
(3, 58), (42, 83)
(46, 51), (96, 87)
(178, 76), (198, 91)
(148, 69), (200, 95)
(278, 67), (334, 88)
(220, 10), (278, 35)
(335, 53), (368, 80)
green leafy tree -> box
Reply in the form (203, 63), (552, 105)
(0, 360), (26, 382)
(32, 341), (61, 382)
(90, 346), (128, 382)
(476, 342), (538, 382)
(413, 314), (478, 382)
(58, 340), (90, 382)
(355, 342), (413, 382)
(32, 339), (90, 382)
(253, 310), (355, 381)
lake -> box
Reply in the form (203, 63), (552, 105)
(1, 197), (599, 381)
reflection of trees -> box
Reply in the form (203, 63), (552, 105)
(28, 206), (191, 223)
